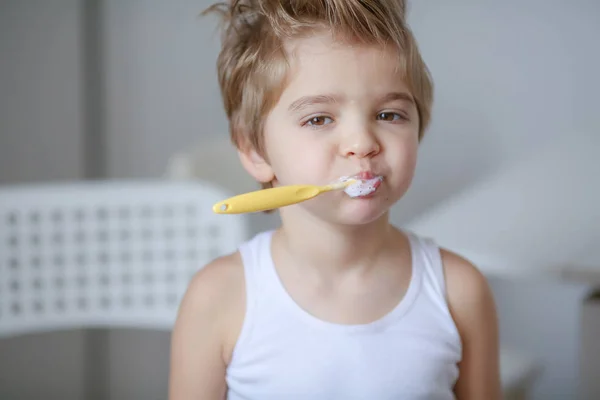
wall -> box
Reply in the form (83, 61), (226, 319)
(403, 134), (600, 277)
(103, 0), (226, 179)
(392, 0), (597, 224)
(0, 0), (84, 184)
(0, 2), (87, 400)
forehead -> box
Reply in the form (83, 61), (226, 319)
(286, 32), (399, 62)
(281, 33), (410, 99)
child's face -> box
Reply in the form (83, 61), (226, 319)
(251, 33), (420, 224)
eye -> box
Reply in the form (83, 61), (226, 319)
(305, 116), (333, 127)
(376, 112), (404, 122)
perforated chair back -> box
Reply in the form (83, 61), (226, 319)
(0, 181), (248, 337)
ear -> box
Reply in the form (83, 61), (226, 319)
(238, 147), (275, 185)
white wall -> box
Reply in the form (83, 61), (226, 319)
(0, 2), (87, 400)
(393, 0), (598, 223)
(103, 0), (225, 178)
(404, 134), (600, 277)
(0, 0), (84, 184)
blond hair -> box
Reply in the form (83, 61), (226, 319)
(204, 0), (433, 185)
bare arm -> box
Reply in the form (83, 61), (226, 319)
(442, 250), (502, 400)
(169, 254), (245, 400)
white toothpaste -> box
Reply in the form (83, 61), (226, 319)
(338, 176), (383, 198)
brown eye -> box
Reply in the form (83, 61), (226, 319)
(376, 112), (401, 121)
(306, 116), (333, 126)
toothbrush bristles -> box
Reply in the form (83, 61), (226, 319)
(331, 179), (356, 190)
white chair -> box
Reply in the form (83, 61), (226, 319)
(0, 180), (248, 338)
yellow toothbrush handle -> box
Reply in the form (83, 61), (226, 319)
(213, 185), (323, 214)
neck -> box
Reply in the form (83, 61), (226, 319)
(274, 208), (395, 277)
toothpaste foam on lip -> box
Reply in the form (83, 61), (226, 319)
(338, 175), (383, 198)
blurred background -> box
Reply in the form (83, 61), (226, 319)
(0, 0), (599, 399)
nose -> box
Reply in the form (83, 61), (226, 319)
(341, 127), (381, 159)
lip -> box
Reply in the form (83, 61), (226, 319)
(355, 178), (382, 197)
(342, 174), (384, 198)
(356, 171), (376, 180)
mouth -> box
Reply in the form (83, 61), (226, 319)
(356, 171), (376, 180)
(340, 173), (383, 198)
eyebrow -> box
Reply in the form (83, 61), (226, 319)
(288, 95), (338, 112)
(287, 91), (415, 113)
(380, 91), (415, 105)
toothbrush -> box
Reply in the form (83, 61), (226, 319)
(212, 180), (356, 214)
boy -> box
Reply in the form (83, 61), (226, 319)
(169, 1), (501, 399)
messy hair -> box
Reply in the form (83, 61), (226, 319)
(203, 0), (433, 185)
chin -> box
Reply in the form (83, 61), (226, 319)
(339, 213), (388, 227)
(334, 197), (392, 226)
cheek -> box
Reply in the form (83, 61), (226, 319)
(388, 136), (419, 177)
(403, 142), (419, 170)
(275, 145), (332, 184)
(265, 131), (332, 184)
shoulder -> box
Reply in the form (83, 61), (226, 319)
(440, 248), (502, 399)
(439, 248), (496, 332)
(169, 253), (246, 397)
(185, 252), (245, 305)
(172, 252), (246, 360)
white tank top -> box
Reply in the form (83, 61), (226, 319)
(226, 230), (462, 400)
